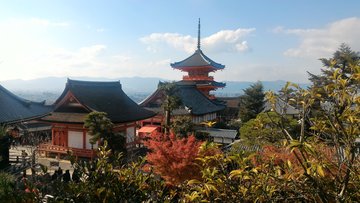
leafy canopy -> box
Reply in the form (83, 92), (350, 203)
(240, 112), (299, 145)
(144, 133), (202, 185)
(238, 81), (265, 123)
(84, 112), (126, 154)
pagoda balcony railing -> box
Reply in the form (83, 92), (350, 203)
(183, 75), (214, 81)
(38, 143), (96, 158)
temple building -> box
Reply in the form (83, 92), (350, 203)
(0, 84), (52, 168)
(140, 82), (225, 126)
(39, 79), (156, 159)
(139, 20), (226, 131)
(170, 19), (226, 99)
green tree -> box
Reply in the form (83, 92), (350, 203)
(84, 112), (126, 154)
(266, 45), (360, 202)
(44, 141), (171, 202)
(307, 44), (359, 115)
(238, 81), (265, 123)
(308, 43), (359, 91)
(0, 172), (15, 201)
(240, 112), (299, 145)
(65, 142), (166, 202)
(158, 82), (182, 134)
(170, 116), (194, 137)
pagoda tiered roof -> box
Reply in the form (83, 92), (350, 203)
(0, 85), (52, 124)
(175, 83), (225, 114)
(170, 19), (226, 99)
(42, 79), (156, 124)
(170, 49), (225, 70)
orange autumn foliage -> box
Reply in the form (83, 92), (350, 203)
(254, 143), (342, 178)
(254, 145), (299, 167)
(144, 133), (202, 185)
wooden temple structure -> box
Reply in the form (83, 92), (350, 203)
(139, 20), (226, 132)
(170, 19), (226, 99)
(39, 79), (155, 159)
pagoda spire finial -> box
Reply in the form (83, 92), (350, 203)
(197, 18), (201, 50)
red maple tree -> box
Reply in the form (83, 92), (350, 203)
(144, 133), (202, 185)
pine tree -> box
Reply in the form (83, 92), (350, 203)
(308, 43), (359, 92)
(158, 82), (182, 135)
(170, 116), (194, 137)
(84, 112), (126, 154)
(238, 81), (265, 123)
(307, 44), (360, 119)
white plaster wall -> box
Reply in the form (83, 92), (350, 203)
(126, 127), (135, 143)
(68, 131), (83, 149)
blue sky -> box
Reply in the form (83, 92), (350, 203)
(0, 0), (359, 83)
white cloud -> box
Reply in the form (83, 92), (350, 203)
(12, 45), (110, 79)
(278, 17), (360, 57)
(203, 28), (254, 53)
(140, 33), (195, 53)
(0, 18), (126, 80)
(236, 41), (249, 52)
(0, 17), (163, 81)
(49, 45), (106, 67)
(140, 28), (255, 54)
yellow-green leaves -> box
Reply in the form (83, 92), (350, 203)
(288, 140), (315, 154)
(316, 165), (325, 177)
(229, 169), (244, 179)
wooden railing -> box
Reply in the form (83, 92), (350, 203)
(183, 75), (214, 81)
(38, 143), (95, 158)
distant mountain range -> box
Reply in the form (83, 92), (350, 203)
(0, 77), (309, 103)
(0, 76), (163, 93)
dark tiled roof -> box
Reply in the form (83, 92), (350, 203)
(176, 84), (225, 115)
(141, 83), (225, 116)
(42, 112), (88, 124)
(263, 97), (300, 115)
(171, 49), (225, 70)
(195, 127), (237, 139)
(18, 121), (52, 132)
(48, 79), (156, 123)
(0, 85), (52, 124)
(143, 107), (192, 116)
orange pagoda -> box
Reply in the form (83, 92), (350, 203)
(170, 19), (226, 99)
